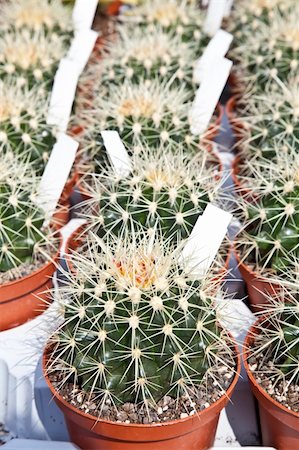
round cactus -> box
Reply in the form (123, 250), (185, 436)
(0, 29), (68, 88)
(80, 144), (221, 242)
(119, 0), (206, 47)
(47, 230), (235, 416)
(96, 26), (196, 88)
(246, 290), (299, 411)
(232, 4), (299, 87)
(0, 0), (72, 35)
(78, 78), (212, 150)
(236, 147), (299, 282)
(0, 79), (56, 173)
(0, 153), (52, 273)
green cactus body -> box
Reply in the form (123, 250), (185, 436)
(98, 26), (196, 89)
(50, 231), (234, 411)
(0, 29), (68, 88)
(81, 146), (219, 242)
(79, 79), (208, 150)
(0, 154), (49, 272)
(0, 0), (72, 36)
(119, 0), (207, 50)
(0, 80), (56, 173)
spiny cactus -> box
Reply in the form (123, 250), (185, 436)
(246, 290), (299, 412)
(97, 26), (196, 88)
(78, 78), (213, 150)
(232, 5), (299, 87)
(0, 153), (54, 273)
(0, 79), (56, 173)
(47, 230), (235, 418)
(0, 29), (68, 88)
(79, 144), (221, 242)
(119, 0), (206, 47)
(233, 75), (299, 161)
(0, 0), (72, 35)
(235, 147), (299, 281)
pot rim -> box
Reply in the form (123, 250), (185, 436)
(42, 335), (241, 429)
(0, 233), (62, 292)
(243, 318), (299, 419)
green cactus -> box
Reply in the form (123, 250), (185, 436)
(97, 25), (196, 89)
(0, 79), (57, 174)
(78, 78), (215, 150)
(232, 5), (299, 87)
(0, 28), (68, 88)
(246, 290), (299, 410)
(47, 230), (235, 415)
(236, 147), (299, 282)
(0, 153), (52, 273)
(0, 0), (72, 35)
(79, 144), (221, 242)
(119, 0), (207, 48)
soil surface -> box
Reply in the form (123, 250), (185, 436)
(248, 355), (299, 413)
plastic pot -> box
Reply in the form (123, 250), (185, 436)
(0, 239), (61, 332)
(234, 244), (281, 312)
(43, 343), (241, 450)
(244, 322), (299, 449)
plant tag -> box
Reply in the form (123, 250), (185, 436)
(101, 131), (132, 177)
(190, 57), (232, 135)
(60, 218), (87, 256)
(67, 29), (98, 74)
(193, 30), (233, 83)
(203, 0), (228, 36)
(72, 0), (98, 30)
(224, 0), (234, 17)
(181, 204), (232, 276)
(37, 133), (78, 218)
(47, 59), (79, 132)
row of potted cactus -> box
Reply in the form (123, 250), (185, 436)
(227, 1), (299, 449)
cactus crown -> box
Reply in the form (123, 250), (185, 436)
(80, 144), (220, 242)
(80, 78), (199, 149)
(0, 79), (56, 172)
(0, 0), (72, 34)
(0, 29), (67, 86)
(98, 26), (196, 86)
(246, 290), (299, 411)
(236, 146), (299, 282)
(0, 153), (54, 274)
(119, 0), (205, 43)
(47, 230), (235, 418)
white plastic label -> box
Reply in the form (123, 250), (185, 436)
(72, 0), (98, 30)
(101, 131), (132, 177)
(67, 29), (98, 74)
(47, 59), (79, 132)
(60, 218), (87, 256)
(37, 133), (78, 218)
(190, 57), (232, 135)
(193, 30), (233, 84)
(224, 0), (234, 17)
(204, 0), (228, 36)
(181, 203), (232, 276)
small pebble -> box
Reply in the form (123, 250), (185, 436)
(180, 413), (188, 419)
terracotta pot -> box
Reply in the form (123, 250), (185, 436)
(231, 155), (258, 203)
(234, 243), (281, 312)
(43, 342), (241, 450)
(106, 0), (122, 16)
(0, 239), (62, 332)
(244, 322), (299, 449)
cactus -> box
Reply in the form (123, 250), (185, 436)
(78, 78), (214, 150)
(119, 0), (206, 48)
(97, 26), (196, 88)
(79, 144), (221, 242)
(246, 290), (299, 411)
(232, 5), (299, 88)
(46, 229), (235, 418)
(0, 29), (68, 88)
(0, 153), (53, 273)
(0, 0), (72, 35)
(235, 146), (299, 283)
(0, 79), (56, 173)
